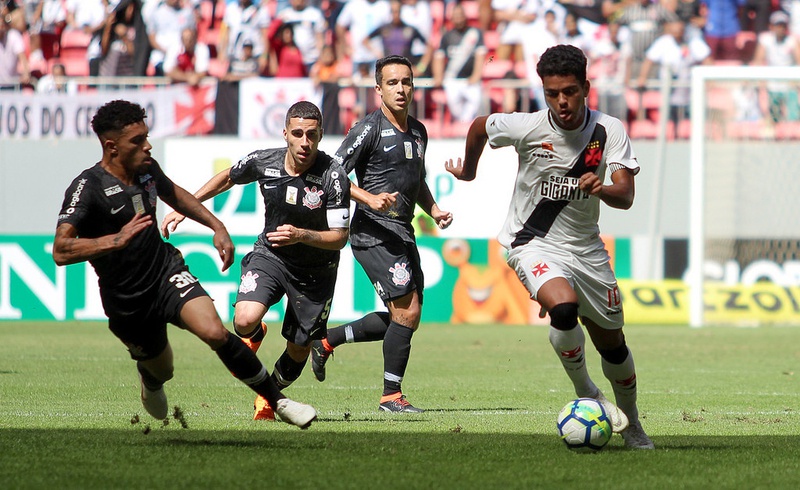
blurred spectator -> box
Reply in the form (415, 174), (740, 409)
(310, 44), (344, 134)
(335, 0), (390, 79)
(703, 0), (746, 61)
(752, 10), (800, 122)
(616, 0), (679, 81)
(520, 9), (559, 111)
(223, 38), (260, 80)
(66, 0), (107, 76)
(364, 0), (429, 72)
(561, 12), (592, 52)
(218, 0), (270, 74)
(0, 12), (30, 88)
(145, 0), (196, 76)
(636, 19), (712, 131)
(667, 0), (705, 41)
(36, 61), (78, 93)
(740, 0), (771, 33)
(99, 3), (135, 77)
(164, 26), (209, 85)
(432, 2), (486, 123)
(588, 21), (632, 121)
(25, 0), (68, 61)
(269, 22), (307, 76)
(492, 0), (539, 61)
(400, 0), (432, 72)
(277, 0), (326, 73)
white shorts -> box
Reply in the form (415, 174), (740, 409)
(506, 240), (624, 329)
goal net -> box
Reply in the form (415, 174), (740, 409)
(689, 65), (800, 327)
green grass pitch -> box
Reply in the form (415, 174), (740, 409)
(1, 322), (799, 489)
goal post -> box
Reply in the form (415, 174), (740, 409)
(689, 65), (800, 327)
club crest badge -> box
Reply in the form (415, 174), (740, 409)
(303, 186), (324, 209)
(531, 261), (549, 278)
(389, 262), (411, 286)
(239, 271), (259, 294)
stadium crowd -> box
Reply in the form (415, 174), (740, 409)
(1, 0), (798, 137)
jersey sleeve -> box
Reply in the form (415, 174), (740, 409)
(229, 150), (265, 184)
(148, 159), (176, 202)
(333, 118), (379, 174)
(486, 112), (526, 149)
(57, 174), (94, 229)
(325, 164), (352, 229)
(604, 117), (640, 175)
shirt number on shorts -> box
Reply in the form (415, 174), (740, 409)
(170, 271), (198, 289)
(320, 299), (332, 320)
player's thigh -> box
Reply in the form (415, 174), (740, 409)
(352, 242), (423, 303)
(573, 248), (624, 331)
(507, 244), (575, 307)
(281, 266), (336, 346)
(235, 251), (287, 325)
(177, 295), (229, 347)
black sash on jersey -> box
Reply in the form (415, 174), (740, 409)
(511, 123), (608, 248)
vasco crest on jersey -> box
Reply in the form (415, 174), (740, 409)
(303, 186), (325, 209)
(584, 140), (602, 168)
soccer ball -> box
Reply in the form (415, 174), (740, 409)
(556, 398), (613, 452)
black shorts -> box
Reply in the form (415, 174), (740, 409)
(107, 266), (208, 361)
(236, 250), (337, 346)
(352, 240), (424, 304)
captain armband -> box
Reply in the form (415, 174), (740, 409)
(327, 207), (351, 229)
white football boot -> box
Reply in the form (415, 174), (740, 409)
(275, 398), (317, 429)
(592, 390), (629, 433)
(139, 373), (168, 420)
(622, 422), (655, 449)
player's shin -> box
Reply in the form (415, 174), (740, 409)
(327, 311), (391, 347)
(214, 333), (283, 406)
(599, 344), (639, 423)
(272, 350), (307, 389)
(548, 303), (597, 397)
(382, 321), (413, 396)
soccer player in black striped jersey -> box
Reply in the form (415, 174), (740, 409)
(53, 100), (316, 429)
(311, 55), (453, 413)
(162, 101), (350, 421)
(446, 45), (654, 449)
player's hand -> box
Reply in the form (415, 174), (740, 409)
(431, 204), (453, 229)
(266, 224), (301, 247)
(161, 211), (186, 239)
(368, 192), (399, 212)
(444, 158), (465, 179)
(115, 213), (153, 250)
(578, 172), (603, 197)
(213, 229), (235, 272)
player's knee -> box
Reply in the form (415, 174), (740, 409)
(598, 342), (629, 364)
(233, 311), (261, 337)
(549, 303), (579, 331)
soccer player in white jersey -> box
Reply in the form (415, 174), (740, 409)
(445, 44), (654, 449)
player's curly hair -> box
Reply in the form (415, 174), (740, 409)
(285, 100), (323, 127)
(375, 55), (413, 85)
(90, 100), (147, 137)
(536, 45), (587, 85)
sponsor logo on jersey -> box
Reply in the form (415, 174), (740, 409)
(286, 186), (298, 205)
(540, 176), (590, 201)
(404, 141), (413, 159)
(345, 124), (372, 155)
(264, 168), (281, 177)
(530, 261), (549, 277)
(303, 186), (324, 209)
(104, 185), (123, 196)
(389, 262), (411, 286)
(306, 174), (323, 185)
(541, 142), (554, 151)
(331, 171), (339, 179)
(236, 152), (258, 169)
(179, 286), (195, 298)
(65, 178), (87, 214)
(381, 128), (396, 137)
(239, 270), (259, 294)
(333, 178), (343, 205)
(373, 281), (385, 297)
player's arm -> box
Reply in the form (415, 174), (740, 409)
(350, 182), (398, 212)
(416, 178), (453, 229)
(53, 215), (153, 266)
(159, 176), (235, 271)
(445, 115), (489, 181)
(161, 167), (234, 237)
(266, 225), (349, 250)
(578, 167), (636, 210)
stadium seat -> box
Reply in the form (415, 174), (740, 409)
(482, 59), (512, 79)
(629, 119), (658, 139)
(60, 29), (92, 51)
(207, 58), (229, 78)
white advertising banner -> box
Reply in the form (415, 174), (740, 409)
(163, 138), (518, 239)
(0, 82), (217, 139)
(237, 78), (323, 138)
